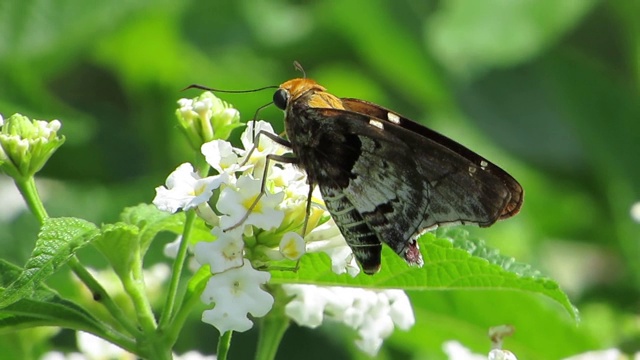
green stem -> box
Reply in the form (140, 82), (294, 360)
(14, 177), (48, 223)
(217, 331), (233, 360)
(68, 257), (141, 337)
(122, 250), (158, 333)
(164, 276), (203, 345)
(159, 210), (197, 329)
(255, 287), (290, 360)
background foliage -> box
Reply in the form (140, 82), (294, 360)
(0, 0), (638, 359)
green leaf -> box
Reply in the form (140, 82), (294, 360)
(426, 0), (599, 76)
(93, 223), (140, 278)
(391, 290), (596, 359)
(0, 293), (106, 335)
(119, 204), (211, 254)
(182, 265), (211, 310)
(0, 259), (106, 335)
(0, 217), (99, 308)
(270, 229), (577, 320)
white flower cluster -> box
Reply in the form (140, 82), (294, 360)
(153, 112), (358, 333)
(282, 284), (415, 356)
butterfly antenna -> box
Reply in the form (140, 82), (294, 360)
(182, 84), (278, 93)
(293, 61), (306, 78)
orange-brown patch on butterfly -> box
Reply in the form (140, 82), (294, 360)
(279, 78), (345, 110)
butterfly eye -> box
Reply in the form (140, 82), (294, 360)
(273, 89), (289, 110)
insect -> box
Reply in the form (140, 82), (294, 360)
(190, 69), (523, 275)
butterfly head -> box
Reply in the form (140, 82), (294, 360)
(274, 79), (344, 111)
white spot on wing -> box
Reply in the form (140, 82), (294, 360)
(369, 119), (384, 129)
(387, 112), (401, 124)
(480, 160), (488, 170)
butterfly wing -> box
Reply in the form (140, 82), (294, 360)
(287, 102), (522, 273)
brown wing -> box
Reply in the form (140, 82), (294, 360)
(341, 98), (523, 219)
(287, 104), (522, 273)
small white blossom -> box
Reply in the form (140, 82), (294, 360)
(238, 121), (288, 177)
(305, 219), (360, 277)
(488, 349), (518, 360)
(442, 341), (487, 360)
(201, 262), (274, 333)
(240, 120), (286, 156)
(279, 232), (306, 260)
(282, 285), (414, 356)
(173, 351), (217, 360)
(630, 202), (640, 223)
(217, 174), (285, 230)
(201, 140), (248, 174)
(194, 227), (245, 274)
(153, 163), (229, 213)
(77, 331), (136, 360)
(563, 349), (626, 360)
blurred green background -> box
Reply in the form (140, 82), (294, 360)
(0, 0), (638, 359)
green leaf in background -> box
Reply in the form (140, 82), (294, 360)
(426, 0), (599, 77)
(0, 217), (99, 308)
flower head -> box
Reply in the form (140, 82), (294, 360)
(153, 163), (229, 213)
(0, 113), (65, 179)
(217, 174), (285, 230)
(201, 261), (274, 333)
(176, 92), (243, 149)
(194, 227), (245, 274)
(282, 285), (415, 356)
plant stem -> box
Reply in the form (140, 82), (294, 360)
(217, 331), (233, 360)
(255, 287), (290, 360)
(14, 177), (48, 223)
(123, 249), (158, 333)
(159, 210), (197, 329)
(68, 256), (142, 337)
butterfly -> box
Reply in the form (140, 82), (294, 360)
(189, 71), (523, 275)
(269, 78), (523, 274)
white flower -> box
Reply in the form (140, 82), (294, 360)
(153, 163), (229, 213)
(488, 349), (518, 360)
(282, 285), (333, 328)
(77, 331), (136, 360)
(563, 349), (625, 360)
(282, 285), (414, 356)
(238, 121), (288, 177)
(201, 262), (274, 333)
(442, 341), (487, 360)
(305, 219), (360, 277)
(194, 227), (245, 274)
(201, 140), (249, 174)
(240, 120), (286, 155)
(173, 351), (217, 360)
(279, 232), (306, 260)
(217, 174), (285, 230)
(630, 201), (640, 223)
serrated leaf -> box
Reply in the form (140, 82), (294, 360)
(119, 204), (211, 254)
(0, 217), (99, 308)
(121, 204), (180, 254)
(0, 293), (105, 335)
(270, 230), (577, 320)
(0, 259), (107, 335)
(93, 223), (140, 278)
